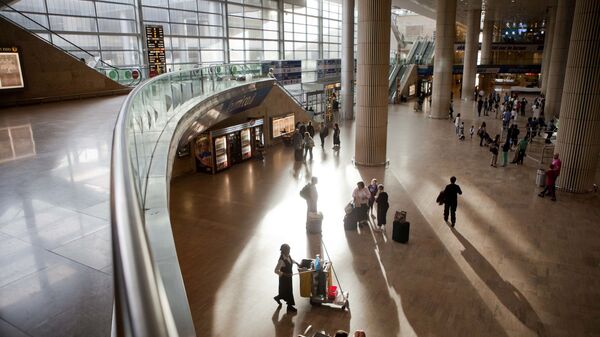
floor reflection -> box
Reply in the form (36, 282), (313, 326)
(0, 124), (36, 163)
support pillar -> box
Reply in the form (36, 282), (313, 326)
(341, 0), (354, 120)
(555, 0), (600, 193)
(478, 11), (493, 95)
(354, 0), (391, 166)
(461, 8), (481, 101)
(430, 0), (457, 119)
(540, 5), (556, 94)
(545, 0), (575, 118)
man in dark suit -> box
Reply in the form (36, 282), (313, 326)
(443, 176), (463, 228)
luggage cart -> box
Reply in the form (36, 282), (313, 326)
(299, 240), (349, 310)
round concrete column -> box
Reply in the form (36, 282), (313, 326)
(430, 0), (457, 119)
(477, 11), (494, 94)
(461, 8), (481, 101)
(341, 0), (355, 120)
(540, 5), (556, 94)
(555, 0), (600, 193)
(354, 0), (391, 166)
(545, 0), (575, 118)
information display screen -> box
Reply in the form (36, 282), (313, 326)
(145, 26), (166, 76)
(0, 47), (24, 90)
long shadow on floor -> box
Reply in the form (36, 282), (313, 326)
(452, 229), (547, 337)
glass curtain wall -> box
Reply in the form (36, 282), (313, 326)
(1, 0), (343, 69)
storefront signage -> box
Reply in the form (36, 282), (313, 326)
(417, 64), (541, 76)
(0, 46), (24, 90)
(316, 59), (341, 82)
(454, 43), (543, 52)
(145, 25), (166, 77)
(220, 86), (272, 115)
(262, 60), (302, 85)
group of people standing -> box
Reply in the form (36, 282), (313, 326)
(351, 179), (389, 231)
(292, 121), (341, 161)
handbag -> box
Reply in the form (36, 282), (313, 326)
(394, 210), (407, 222)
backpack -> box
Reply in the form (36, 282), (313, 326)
(300, 184), (311, 199)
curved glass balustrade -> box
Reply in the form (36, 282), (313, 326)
(111, 63), (281, 337)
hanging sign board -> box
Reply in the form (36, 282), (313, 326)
(145, 25), (166, 77)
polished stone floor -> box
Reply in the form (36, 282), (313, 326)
(0, 96), (124, 337)
(170, 100), (600, 337)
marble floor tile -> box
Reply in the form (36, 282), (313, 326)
(52, 226), (112, 271)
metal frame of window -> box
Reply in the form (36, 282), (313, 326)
(0, 0), (344, 68)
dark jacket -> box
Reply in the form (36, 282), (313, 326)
(443, 183), (462, 206)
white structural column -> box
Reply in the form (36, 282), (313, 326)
(430, 0), (457, 119)
(545, 0), (575, 118)
(354, 0), (391, 166)
(555, 0), (600, 193)
(478, 11), (493, 93)
(341, 0), (355, 120)
(461, 8), (481, 101)
(540, 5), (556, 94)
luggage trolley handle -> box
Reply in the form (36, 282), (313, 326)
(321, 239), (346, 301)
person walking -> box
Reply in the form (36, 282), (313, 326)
(552, 153), (562, 177)
(274, 243), (300, 312)
(513, 137), (529, 165)
(375, 184), (389, 232)
(469, 125), (475, 139)
(501, 141), (510, 167)
(538, 164), (558, 201)
(454, 113), (461, 134)
(300, 176), (318, 214)
(292, 128), (304, 161)
(442, 176), (463, 228)
(367, 179), (378, 215)
(478, 122), (487, 147)
(319, 123), (329, 147)
(303, 132), (314, 160)
(477, 98), (483, 117)
(332, 123), (341, 149)
(306, 122), (315, 138)
(352, 181), (371, 227)
(489, 135), (500, 167)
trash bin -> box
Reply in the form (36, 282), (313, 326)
(536, 169), (546, 187)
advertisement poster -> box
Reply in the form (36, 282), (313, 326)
(0, 47), (24, 89)
(262, 60), (302, 85)
(317, 59), (341, 82)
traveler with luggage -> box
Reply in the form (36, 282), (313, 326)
(512, 137), (529, 165)
(300, 177), (318, 214)
(375, 184), (389, 231)
(352, 181), (370, 226)
(538, 164), (558, 201)
(477, 122), (487, 147)
(442, 176), (463, 228)
(274, 243), (300, 312)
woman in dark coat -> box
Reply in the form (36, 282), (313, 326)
(375, 184), (389, 231)
(274, 243), (300, 312)
(333, 123), (340, 149)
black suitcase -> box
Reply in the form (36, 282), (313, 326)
(392, 220), (409, 243)
(343, 211), (357, 230)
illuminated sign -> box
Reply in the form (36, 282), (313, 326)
(145, 25), (166, 77)
(0, 46), (24, 90)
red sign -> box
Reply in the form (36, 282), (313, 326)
(132, 69), (140, 80)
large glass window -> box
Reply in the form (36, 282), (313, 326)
(227, 1), (279, 62)
(0, 0), (345, 69)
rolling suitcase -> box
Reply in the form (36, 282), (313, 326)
(392, 220), (410, 243)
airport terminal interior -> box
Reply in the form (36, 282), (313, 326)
(0, 0), (599, 337)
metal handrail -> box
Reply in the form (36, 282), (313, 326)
(111, 69), (182, 337)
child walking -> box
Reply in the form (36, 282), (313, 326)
(469, 125), (475, 139)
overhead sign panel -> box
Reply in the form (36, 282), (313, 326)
(145, 25), (166, 77)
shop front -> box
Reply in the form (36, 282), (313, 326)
(194, 119), (264, 174)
